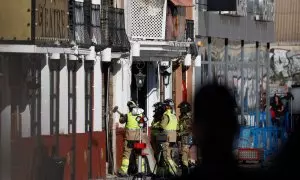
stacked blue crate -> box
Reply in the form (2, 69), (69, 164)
(238, 111), (288, 160)
(237, 126), (254, 148)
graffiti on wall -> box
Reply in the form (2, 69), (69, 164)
(270, 48), (300, 81)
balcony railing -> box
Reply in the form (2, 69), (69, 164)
(69, 0), (130, 51)
(108, 8), (131, 52)
(69, 0), (92, 47)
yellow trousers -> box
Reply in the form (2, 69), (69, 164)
(119, 140), (146, 174)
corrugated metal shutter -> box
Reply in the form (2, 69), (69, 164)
(275, 0), (300, 43)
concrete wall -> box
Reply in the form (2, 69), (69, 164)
(0, 52), (108, 179)
(0, 55), (11, 180)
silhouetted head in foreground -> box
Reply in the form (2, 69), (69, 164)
(194, 83), (239, 164)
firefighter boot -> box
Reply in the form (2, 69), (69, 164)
(181, 165), (189, 176)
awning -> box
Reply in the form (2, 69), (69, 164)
(169, 0), (193, 7)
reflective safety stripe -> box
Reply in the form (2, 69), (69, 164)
(119, 158), (130, 174)
(164, 110), (177, 131)
(135, 157), (146, 172)
(167, 158), (178, 175)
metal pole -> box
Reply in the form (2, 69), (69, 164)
(55, 69), (60, 156)
(208, 37), (212, 82)
(255, 42), (260, 127)
(266, 43), (271, 127)
(137, 128), (142, 180)
(241, 40), (245, 121)
(224, 38), (229, 86)
(69, 66), (77, 180)
(137, 87), (139, 107)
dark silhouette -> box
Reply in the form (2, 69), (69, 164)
(172, 83), (264, 180)
(267, 123), (300, 179)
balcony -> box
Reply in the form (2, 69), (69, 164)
(69, 0), (130, 51)
(108, 8), (131, 52)
(127, 0), (193, 42)
(69, 0), (92, 47)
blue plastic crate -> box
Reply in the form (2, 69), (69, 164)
(238, 125), (287, 161)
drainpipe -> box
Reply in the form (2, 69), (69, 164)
(224, 38), (228, 86)
(207, 37), (212, 82)
(255, 42), (260, 126)
(241, 40), (245, 123)
(266, 43), (271, 126)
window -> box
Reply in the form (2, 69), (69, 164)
(91, 3), (102, 45)
(70, 0), (91, 44)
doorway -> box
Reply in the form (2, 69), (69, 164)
(131, 62), (147, 113)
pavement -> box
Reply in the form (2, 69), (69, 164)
(103, 162), (265, 180)
(104, 174), (153, 180)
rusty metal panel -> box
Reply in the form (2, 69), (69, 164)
(0, 0), (32, 41)
(275, 0), (300, 43)
(34, 0), (69, 45)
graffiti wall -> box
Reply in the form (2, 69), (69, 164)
(270, 46), (300, 83)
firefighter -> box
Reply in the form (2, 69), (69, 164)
(118, 101), (145, 177)
(151, 102), (165, 155)
(160, 99), (178, 176)
(177, 101), (194, 175)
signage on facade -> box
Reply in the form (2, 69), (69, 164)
(0, 0), (69, 44)
(167, 41), (191, 48)
(35, 0), (69, 44)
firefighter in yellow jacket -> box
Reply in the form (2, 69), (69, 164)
(118, 101), (145, 177)
(160, 99), (178, 176)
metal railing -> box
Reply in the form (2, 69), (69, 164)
(69, 1), (130, 51)
(108, 7), (131, 52)
(69, 0), (92, 47)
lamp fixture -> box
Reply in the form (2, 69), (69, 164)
(161, 70), (171, 86)
(135, 71), (146, 89)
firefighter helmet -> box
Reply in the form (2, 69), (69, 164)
(164, 99), (174, 107)
(153, 102), (163, 108)
(127, 101), (137, 109)
(178, 101), (191, 113)
(153, 102), (165, 113)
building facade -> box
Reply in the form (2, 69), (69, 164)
(112, 0), (197, 172)
(270, 0), (300, 86)
(195, 0), (275, 125)
(0, 0), (130, 179)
